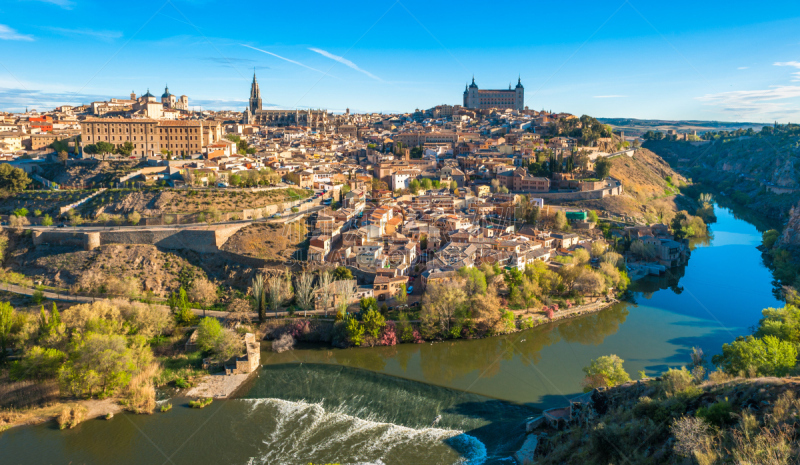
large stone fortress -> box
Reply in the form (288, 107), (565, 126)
(242, 72), (328, 130)
(463, 77), (524, 111)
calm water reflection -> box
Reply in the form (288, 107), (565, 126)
(264, 204), (781, 408)
(0, 204), (782, 464)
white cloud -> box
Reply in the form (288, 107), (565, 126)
(775, 61), (800, 81)
(593, 95), (626, 98)
(45, 27), (122, 42)
(0, 24), (34, 41)
(240, 44), (326, 74)
(737, 66), (748, 70)
(696, 85), (800, 118)
(308, 47), (382, 81)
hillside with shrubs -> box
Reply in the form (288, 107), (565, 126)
(532, 300), (800, 464)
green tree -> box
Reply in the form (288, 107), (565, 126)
(360, 297), (378, 313)
(361, 307), (386, 339)
(0, 163), (31, 191)
(345, 316), (365, 346)
(756, 304), (800, 343)
(588, 210), (599, 223)
(196, 317), (224, 352)
(252, 274), (266, 323)
(13, 207), (28, 217)
(762, 229), (780, 249)
(57, 150), (69, 166)
(594, 158), (612, 179)
(420, 178), (432, 190)
(10, 346), (67, 380)
(458, 267), (487, 297)
(0, 302), (14, 360)
(582, 354), (631, 391)
(333, 266), (353, 281)
(450, 180), (458, 192)
(60, 332), (135, 397)
(95, 141), (115, 161)
(128, 211), (141, 225)
(117, 141), (135, 157)
(712, 335), (797, 377)
(409, 179), (421, 194)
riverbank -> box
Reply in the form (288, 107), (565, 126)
(186, 370), (258, 399)
(0, 397), (121, 433)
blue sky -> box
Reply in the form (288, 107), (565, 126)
(1, 0), (800, 122)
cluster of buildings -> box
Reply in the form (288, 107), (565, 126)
(0, 77), (649, 303)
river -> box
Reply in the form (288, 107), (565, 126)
(1, 204), (782, 465)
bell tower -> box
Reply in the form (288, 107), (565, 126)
(249, 71), (262, 113)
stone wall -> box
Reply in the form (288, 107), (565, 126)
(29, 223), (249, 253)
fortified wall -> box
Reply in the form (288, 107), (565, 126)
(31, 223), (247, 254)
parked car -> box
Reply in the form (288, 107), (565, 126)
(406, 286), (413, 294)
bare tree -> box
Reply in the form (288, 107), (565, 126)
(267, 275), (289, 316)
(334, 279), (357, 316)
(225, 297), (252, 328)
(189, 278), (217, 317)
(317, 271), (334, 317)
(294, 272), (316, 317)
(252, 274), (266, 322)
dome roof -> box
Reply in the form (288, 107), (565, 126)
(142, 88), (154, 98)
(469, 76), (478, 89)
(162, 85), (172, 98)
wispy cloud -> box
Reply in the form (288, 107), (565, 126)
(44, 27), (122, 42)
(737, 66), (748, 70)
(240, 44), (326, 74)
(696, 85), (800, 118)
(775, 61), (800, 81)
(30, 0), (74, 9)
(0, 24), (34, 41)
(593, 95), (626, 98)
(308, 47), (381, 81)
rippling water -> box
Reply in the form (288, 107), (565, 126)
(0, 204), (782, 464)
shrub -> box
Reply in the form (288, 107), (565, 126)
(345, 317), (364, 346)
(582, 355), (631, 392)
(712, 335), (797, 377)
(31, 290), (45, 305)
(174, 377), (190, 389)
(160, 403), (172, 412)
(56, 405), (87, 429)
(660, 367), (694, 395)
(696, 400), (734, 427)
(379, 321), (398, 346)
(189, 397), (213, 409)
(671, 416), (715, 460)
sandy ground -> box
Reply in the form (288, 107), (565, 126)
(186, 372), (255, 398)
(1, 398), (123, 432)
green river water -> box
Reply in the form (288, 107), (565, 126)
(1, 204), (782, 464)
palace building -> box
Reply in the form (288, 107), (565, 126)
(463, 77), (524, 111)
(80, 118), (222, 158)
(242, 72), (329, 130)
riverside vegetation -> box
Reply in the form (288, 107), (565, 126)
(0, 295), (257, 430)
(536, 299), (800, 464)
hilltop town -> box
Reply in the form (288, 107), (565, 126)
(0, 76), (710, 429)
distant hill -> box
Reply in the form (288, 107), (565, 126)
(643, 124), (800, 220)
(599, 118), (764, 138)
